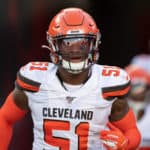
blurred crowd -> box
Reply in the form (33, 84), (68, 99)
(125, 47), (150, 149)
(0, 0), (150, 149)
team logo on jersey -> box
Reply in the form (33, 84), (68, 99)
(66, 96), (76, 103)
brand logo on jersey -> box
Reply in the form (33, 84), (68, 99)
(66, 96), (76, 103)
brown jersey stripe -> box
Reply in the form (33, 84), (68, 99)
(16, 78), (40, 92)
(102, 81), (130, 100)
(102, 86), (130, 99)
(17, 72), (41, 87)
(102, 81), (130, 93)
(16, 72), (41, 92)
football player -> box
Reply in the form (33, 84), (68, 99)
(126, 64), (150, 150)
(0, 7), (141, 150)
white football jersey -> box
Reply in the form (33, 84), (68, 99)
(15, 62), (130, 150)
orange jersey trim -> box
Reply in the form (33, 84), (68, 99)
(102, 80), (130, 100)
(15, 71), (41, 92)
(16, 78), (40, 92)
(103, 86), (130, 99)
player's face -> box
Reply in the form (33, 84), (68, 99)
(56, 37), (94, 63)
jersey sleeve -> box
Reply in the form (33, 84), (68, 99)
(101, 66), (131, 100)
(15, 62), (42, 92)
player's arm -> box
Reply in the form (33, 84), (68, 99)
(0, 62), (42, 150)
(100, 67), (141, 149)
(0, 88), (28, 150)
(111, 99), (141, 149)
(100, 98), (141, 150)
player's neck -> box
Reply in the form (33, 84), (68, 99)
(57, 67), (91, 85)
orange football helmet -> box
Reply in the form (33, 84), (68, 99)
(125, 64), (150, 85)
(43, 7), (101, 73)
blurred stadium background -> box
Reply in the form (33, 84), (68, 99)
(0, 0), (150, 104)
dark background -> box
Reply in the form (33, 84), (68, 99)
(0, 1), (150, 149)
(0, 0), (150, 103)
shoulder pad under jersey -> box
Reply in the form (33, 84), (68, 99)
(15, 62), (49, 92)
(100, 65), (131, 100)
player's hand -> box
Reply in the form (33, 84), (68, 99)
(100, 122), (128, 150)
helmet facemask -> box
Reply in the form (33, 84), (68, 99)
(47, 34), (100, 74)
(42, 7), (101, 73)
